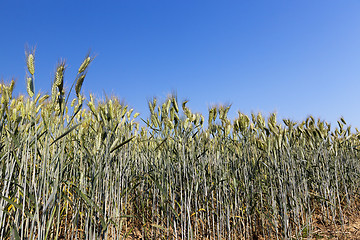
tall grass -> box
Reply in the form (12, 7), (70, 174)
(0, 49), (359, 239)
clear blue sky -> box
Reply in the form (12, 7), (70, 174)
(1, 1), (360, 128)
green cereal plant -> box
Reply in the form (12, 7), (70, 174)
(25, 46), (36, 98)
(0, 47), (360, 239)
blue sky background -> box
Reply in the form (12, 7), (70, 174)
(1, 1), (360, 128)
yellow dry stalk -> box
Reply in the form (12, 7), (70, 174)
(268, 113), (277, 126)
(75, 74), (86, 97)
(184, 118), (190, 130)
(120, 105), (128, 118)
(110, 138), (119, 152)
(274, 133), (282, 149)
(9, 79), (15, 96)
(184, 107), (192, 120)
(15, 100), (22, 111)
(108, 106), (115, 120)
(51, 83), (58, 103)
(27, 53), (35, 75)
(268, 123), (279, 136)
(108, 99), (113, 108)
(140, 127), (147, 138)
(95, 132), (101, 152)
(208, 108), (214, 125)
(55, 61), (66, 87)
(172, 97), (179, 112)
(174, 112), (179, 124)
(256, 138), (265, 151)
(340, 117), (347, 125)
(20, 102), (26, 117)
(148, 100), (155, 114)
(54, 102), (61, 115)
(317, 121), (325, 132)
(191, 113), (197, 122)
(234, 118), (241, 133)
(235, 112), (249, 132)
(26, 77), (34, 98)
(306, 116), (315, 129)
(225, 122), (231, 136)
(165, 99), (171, 113)
(78, 56), (91, 74)
(170, 107), (175, 121)
(161, 103), (167, 120)
(182, 100), (188, 111)
(78, 94), (85, 106)
(71, 98), (77, 107)
(81, 109), (86, 119)
(89, 94), (95, 104)
(66, 112), (70, 123)
(251, 113), (257, 128)
(100, 109), (108, 124)
(256, 113), (265, 129)
(33, 93), (41, 104)
(315, 128), (323, 140)
(134, 122), (139, 131)
(194, 114), (200, 125)
(38, 95), (49, 105)
(127, 108), (134, 120)
(197, 115), (204, 126)
(212, 107), (218, 122)
(250, 122), (256, 132)
(151, 115), (159, 128)
(346, 126), (351, 137)
(24, 100), (30, 117)
(55, 71), (62, 88)
(225, 106), (230, 117)
(36, 104), (42, 114)
(283, 119), (290, 127)
(242, 114), (250, 131)
(165, 118), (174, 130)
(9, 99), (16, 110)
(11, 108), (17, 121)
(218, 106), (225, 120)
(133, 112), (140, 119)
(88, 101), (96, 115)
(29, 100), (35, 113)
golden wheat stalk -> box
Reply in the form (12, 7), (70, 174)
(27, 76), (34, 97)
(75, 74), (86, 97)
(51, 82), (58, 103)
(25, 46), (36, 76)
(27, 54), (35, 75)
(55, 60), (66, 88)
(78, 56), (91, 74)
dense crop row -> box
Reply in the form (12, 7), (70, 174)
(0, 50), (360, 239)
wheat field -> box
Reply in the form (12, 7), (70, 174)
(0, 48), (360, 239)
